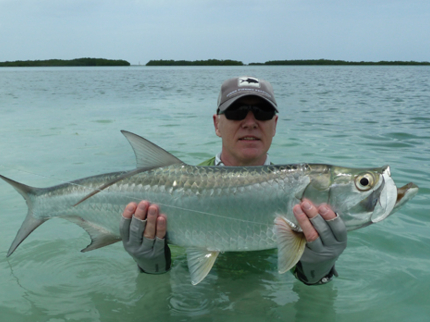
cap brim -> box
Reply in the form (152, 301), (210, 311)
(218, 94), (278, 113)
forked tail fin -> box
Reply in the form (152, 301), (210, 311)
(0, 174), (47, 257)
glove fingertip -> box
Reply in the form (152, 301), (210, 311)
(326, 216), (347, 242)
(119, 216), (132, 240)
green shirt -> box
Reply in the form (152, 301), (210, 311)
(197, 157), (216, 166)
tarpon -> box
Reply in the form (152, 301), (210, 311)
(1, 131), (419, 284)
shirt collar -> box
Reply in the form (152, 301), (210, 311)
(215, 152), (271, 166)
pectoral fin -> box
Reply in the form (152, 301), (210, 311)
(186, 248), (219, 285)
(274, 216), (307, 274)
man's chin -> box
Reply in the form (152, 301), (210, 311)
(236, 149), (266, 165)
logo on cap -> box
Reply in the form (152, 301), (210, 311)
(238, 77), (260, 88)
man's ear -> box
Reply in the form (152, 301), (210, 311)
(213, 114), (221, 137)
(272, 115), (278, 137)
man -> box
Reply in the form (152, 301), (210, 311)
(120, 76), (347, 285)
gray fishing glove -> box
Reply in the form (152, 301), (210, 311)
(120, 215), (171, 274)
(294, 214), (347, 285)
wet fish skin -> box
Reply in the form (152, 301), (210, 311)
(0, 131), (419, 284)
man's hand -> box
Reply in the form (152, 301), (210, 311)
(293, 199), (347, 284)
(120, 201), (171, 274)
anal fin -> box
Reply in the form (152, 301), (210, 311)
(65, 216), (121, 252)
(186, 248), (219, 285)
(274, 216), (307, 274)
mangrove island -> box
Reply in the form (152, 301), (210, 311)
(146, 59), (429, 66)
(146, 59), (244, 66)
(2, 58), (428, 67)
(248, 59), (430, 66)
(0, 58), (130, 67)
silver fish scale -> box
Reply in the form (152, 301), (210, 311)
(105, 164), (311, 251)
(28, 164), (314, 252)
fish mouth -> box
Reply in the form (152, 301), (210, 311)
(371, 166), (419, 222)
(392, 182), (419, 213)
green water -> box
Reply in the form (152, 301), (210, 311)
(0, 66), (429, 321)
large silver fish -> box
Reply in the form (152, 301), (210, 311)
(1, 131), (419, 284)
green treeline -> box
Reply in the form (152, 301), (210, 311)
(146, 59), (244, 66)
(0, 58), (130, 67)
(249, 59), (430, 66)
(147, 59), (429, 66)
(2, 58), (428, 67)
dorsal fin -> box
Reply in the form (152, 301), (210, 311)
(74, 131), (184, 206)
(121, 130), (183, 168)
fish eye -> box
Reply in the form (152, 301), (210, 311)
(355, 173), (375, 191)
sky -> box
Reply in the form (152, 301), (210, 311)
(1, 0), (429, 65)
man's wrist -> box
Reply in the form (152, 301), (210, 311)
(292, 262), (338, 285)
(136, 241), (172, 274)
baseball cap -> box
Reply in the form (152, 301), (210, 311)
(217, 76), (278, 113)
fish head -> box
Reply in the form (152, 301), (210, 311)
(314, 165), (418, 231)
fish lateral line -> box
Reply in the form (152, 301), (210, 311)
(0, 167), (273, 227)
(72, 166), (160, 207)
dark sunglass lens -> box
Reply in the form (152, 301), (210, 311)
(224, 108), (248, 120)
(251, 106), (275, 121)
(224, 105), (275, 121)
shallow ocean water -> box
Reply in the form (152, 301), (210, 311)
(0, 66), (429, 321)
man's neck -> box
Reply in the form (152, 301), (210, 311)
(216, 152), (270, 166)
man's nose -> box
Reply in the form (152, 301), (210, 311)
(242, 111), (258, 127)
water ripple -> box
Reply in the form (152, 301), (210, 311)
(1, 65), (429, 322)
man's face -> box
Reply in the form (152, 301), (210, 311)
(213, 96), (278, 166)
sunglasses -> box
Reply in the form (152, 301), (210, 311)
(220, 105), (276, 121)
